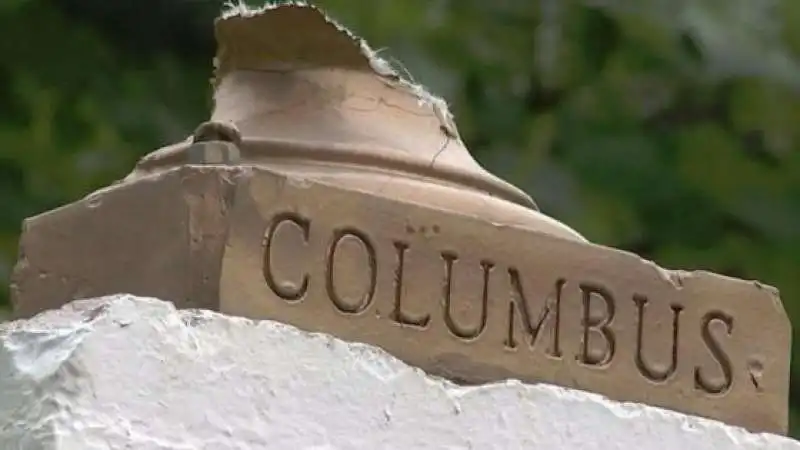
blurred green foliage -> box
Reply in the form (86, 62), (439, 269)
(1, 0), (799, 434)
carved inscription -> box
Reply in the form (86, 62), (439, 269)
(505, 270), (562, 358)
(262, 212), (309, 302)
(694, 311), (734, 395)
(634, 295), (682, 382)
(578, 283), (615, 367)
(392, 242), (430, 328)
(325, 228), (377, 314)
(261, 212), (738, 396)
(442, 253), (491, 341)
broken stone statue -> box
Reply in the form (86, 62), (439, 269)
(9, 2), (791, 434)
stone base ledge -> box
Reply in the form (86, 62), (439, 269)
(0, 295), (796, 449)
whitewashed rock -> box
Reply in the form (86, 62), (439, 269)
(0, 295), (797, 450)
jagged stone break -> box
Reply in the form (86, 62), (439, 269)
(215, 0), (460, 138)
(0, 295), (797, 449)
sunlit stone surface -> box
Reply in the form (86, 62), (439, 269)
(0, 295), (797, 449)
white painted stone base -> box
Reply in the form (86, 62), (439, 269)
(1, 295), (797, 449)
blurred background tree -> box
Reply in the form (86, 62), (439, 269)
(1, 0), (799, 434)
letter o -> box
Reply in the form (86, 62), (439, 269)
(325, 228), (377, 315)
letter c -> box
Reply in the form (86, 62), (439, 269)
(262, 212), (310, 302)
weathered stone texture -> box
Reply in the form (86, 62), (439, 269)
(0, 295), (797, 449)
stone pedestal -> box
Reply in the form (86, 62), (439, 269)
(1, 295), (797, 449)
(8, 3), (791, 435)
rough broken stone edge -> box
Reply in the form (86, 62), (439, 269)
(0, 293), (794, 447)
(217, 0), (459, 138)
